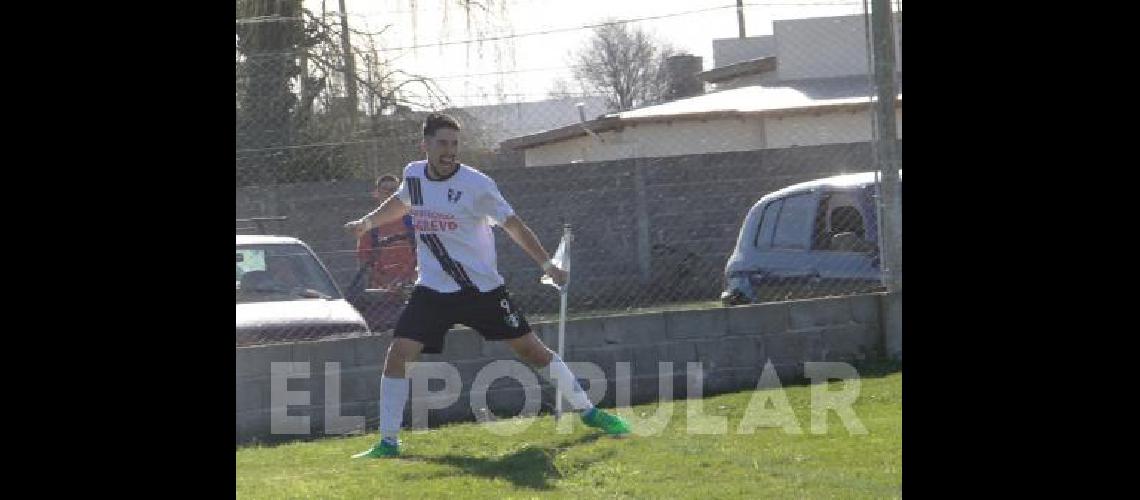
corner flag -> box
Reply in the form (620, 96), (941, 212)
(541, 225), (572, 420)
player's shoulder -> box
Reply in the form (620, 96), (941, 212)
(402, 160), (427, 177)
(459, 164), (498, 187)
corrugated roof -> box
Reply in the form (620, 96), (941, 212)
(502, 77), (901, 151)
(620, 76), (883, 118)
(446, 96), (609, 146)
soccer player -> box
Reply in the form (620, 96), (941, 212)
(346, 113), (630, 458)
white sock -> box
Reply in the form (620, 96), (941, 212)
(540, 355), (595, 412)
(379, 376), (410, 442)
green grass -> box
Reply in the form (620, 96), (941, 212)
(236, 369), (900, 499)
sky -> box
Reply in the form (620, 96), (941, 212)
(302, 0), (880, 108)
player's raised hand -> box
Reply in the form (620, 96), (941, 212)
(544, 264), (568, 287)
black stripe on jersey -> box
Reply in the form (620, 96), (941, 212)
(421, 234), (474, 289)
(407, 177), (423, 205)
(427, 234), (474, 288)
(429, 234), (475, 286)
(419, 233), (475, 289)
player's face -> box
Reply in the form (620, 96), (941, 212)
(423, 127), (460, 170)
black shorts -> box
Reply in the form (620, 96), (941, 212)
(393, 285), (531, 354)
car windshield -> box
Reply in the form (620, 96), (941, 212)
(236, 244), (340, 303)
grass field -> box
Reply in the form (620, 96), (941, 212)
(236, 365), (901, 499)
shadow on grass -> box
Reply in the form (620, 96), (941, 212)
(400, 433), (607, 490)
(846, 358), (902, 379)
(767, 357), (902, 392)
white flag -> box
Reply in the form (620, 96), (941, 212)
(540, 231), (571, 291)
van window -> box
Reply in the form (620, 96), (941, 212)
(830, 206), (866, 238)
(753, 198), (783, 248)
(772, 194), (814, 249)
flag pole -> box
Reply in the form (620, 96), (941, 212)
(555, 224), (571, 422)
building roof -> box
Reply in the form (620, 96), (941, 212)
(502, 76), (901, 151)
(696, 56), (777, 84)
(446, 96), (609, 147)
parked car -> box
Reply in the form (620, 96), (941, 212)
(236, 234), (370, 345)
(720, 171), (900, 305)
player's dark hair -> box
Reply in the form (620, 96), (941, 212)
(423, 113), (460, 138)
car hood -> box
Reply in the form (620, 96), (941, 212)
(236, 299), (368, 332)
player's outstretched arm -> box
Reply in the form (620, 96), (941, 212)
(501, 215), (567, 286)
(345, 195), (411, 238)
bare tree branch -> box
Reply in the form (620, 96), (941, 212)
(569, 22), (676, 112)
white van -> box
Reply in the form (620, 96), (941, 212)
(721, 171), (900, 305)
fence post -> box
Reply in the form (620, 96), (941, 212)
(871, 0), (902, 292)
(633, 159), (652, 284)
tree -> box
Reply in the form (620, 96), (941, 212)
(236, 0), (304, 185)
(546, 77), (589, 100)
(568, 22), (678, 112)
(236, 0), (511, 187)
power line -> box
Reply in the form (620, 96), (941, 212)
(429, 66), (572, 80)
(347, 1), (864, 17)
(311, 1), (862, 21)
(235, 2), (863, 26)
(373, 4), (747, 52)
(235, 16), (304, 25)
(742, 1), (862, 6)
(240, 63), (574, 81)
(239, 2), (864, 57)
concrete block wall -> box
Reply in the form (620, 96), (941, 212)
(236, 142), (888, 316)
(236, 292), (898, 444)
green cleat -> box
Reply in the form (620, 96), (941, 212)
(352, 438), (399, 459)
(581, 408), (632, 436)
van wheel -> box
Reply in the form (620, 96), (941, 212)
(720, 290), (749, 306)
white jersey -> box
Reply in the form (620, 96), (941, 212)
(396, 160), (516, 293)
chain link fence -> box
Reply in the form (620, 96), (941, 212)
(236, 1), (901, 346)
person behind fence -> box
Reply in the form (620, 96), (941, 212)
(356, 174), (417, 290)
(344, 112), (631, 459)
(264, 254), (312, 296)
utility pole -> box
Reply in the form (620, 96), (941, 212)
(736, 0), (746, 38)
(871, 0), (901, 292)
(338, 0), (358, 128)
(366, 50), (380, 179)
(298, 22), (310, 124)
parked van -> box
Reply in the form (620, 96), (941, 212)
(721, 171), (900, 305)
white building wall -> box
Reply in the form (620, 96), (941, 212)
(523, 107), (900, 166)
(712, 36), (777, 68)
(765, 108), (902, 148)
(774, 14), (902, 80)
(526, 117), (765, 167)
(523, 132), (628, 167)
